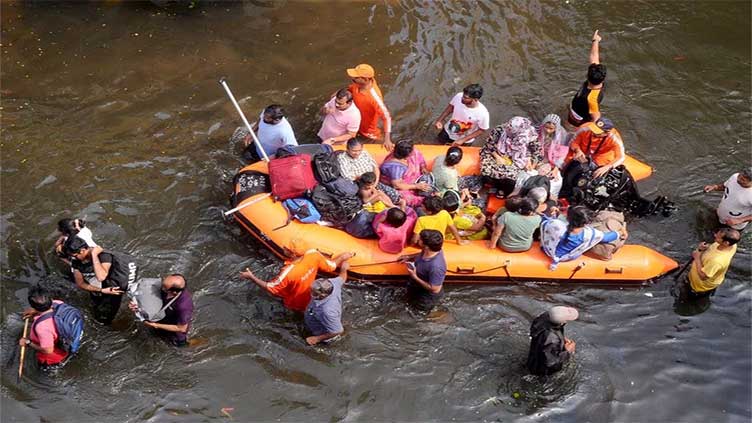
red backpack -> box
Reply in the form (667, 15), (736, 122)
(268, 154), (317, 201)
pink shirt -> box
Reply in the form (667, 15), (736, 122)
(317, 97), (362, 141)
(30, 300), (68, 364)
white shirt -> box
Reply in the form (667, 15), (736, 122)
(444, 92), (490, 142)
(717, 173), (752, 229)
(256, 112), (298, 158)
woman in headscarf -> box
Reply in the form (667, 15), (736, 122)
(480, 116), (543, 198)
(538, 114), (571, 169)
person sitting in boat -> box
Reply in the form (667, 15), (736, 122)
(433, 83), (491, 146)
(527, 186), (550, 214)
(559, 117), (625, 200)
(480, 116), (543, 199)
(337, 138), (401, 204)
(412, 196), (469, 246)
(540, 205), (627, 269)
(55, 217), (97, 266)
(537, 114), (569, 196)
(404, 229), (447, 312)
(380, 140), (432, 207)
(239, 250), (353, 313)
(442, 190), (488, 241)
(568, 30), (605, 127)
(373, 207), (418, 254)
(488, 197), (541, 253)
(358, 172), (402, 214)
(318, 88), (361, 146)
(244, 104), (298, 162)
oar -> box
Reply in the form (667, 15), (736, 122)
(223, 193), (272, 216)
(219, 77), (270, 162)
(18, 317), (30, 383)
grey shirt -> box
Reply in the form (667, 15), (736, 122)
(304, 277), (344, 335)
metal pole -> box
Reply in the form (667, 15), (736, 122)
(219, 77), (270, 162)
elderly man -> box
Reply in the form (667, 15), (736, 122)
(347, 63), (393, 151)
(65, 237), (138, 324)
(129, 274), (194, 346)
(318, 88), (361, 146)
(703, 168), (752, 230)
(433, 83), (490, 146)
(559, 117), (625, 200)
(526, 306), (579, 376)
(304, 261), (350, 346)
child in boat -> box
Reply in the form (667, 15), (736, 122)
(488, 197), (541, 252)
(358, 172), (403, 213)
(373, 207), (418, 254)
(442, 191), (488, 241)
(412, 196), (469, 245)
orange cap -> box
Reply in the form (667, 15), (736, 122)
(347, 64), (375, 78)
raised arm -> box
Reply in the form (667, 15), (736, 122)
(590, 30), (601, 64)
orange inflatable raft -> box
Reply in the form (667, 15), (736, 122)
(231, 144), (676, 283)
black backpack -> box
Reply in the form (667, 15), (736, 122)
(312, 151), (342, 184)
(310, 184), (363, 227)
(322, 177), (359, 197)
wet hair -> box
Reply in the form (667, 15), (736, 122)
(64, 236), (89, 256)
(504, 196), (524, 213)
(442, 191), (461, 213)
(385, 207), (407, 227)
(28, 285), (53, 312)
(517, 197), (537, 216)
(263, 104), (285, 120)
(392, 141), (414, 160)
(346, 137), (363, 150)
(335, 88), (353, 102)
(420, 229), (444, 252)
(587, 63), (607, 85)
(57, 218), (77, 237)
(423, 196), (443, 214)
(717, 228), (741, 245)
(566, 206), (592, 231)
(444, 146), (463, 167)
(463, 83), (483, 99)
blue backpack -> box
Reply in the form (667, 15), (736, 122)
(32, 303), (85, 354)
(274, 198), (321, 230)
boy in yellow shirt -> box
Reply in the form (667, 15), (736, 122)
(412, 196), (469, 245)
(687, 228), (740, 297)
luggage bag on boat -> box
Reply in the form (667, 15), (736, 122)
(268, 154), (318, 201)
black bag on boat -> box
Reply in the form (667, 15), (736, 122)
(231, 170), (271, 207)
(312, 151), (342, 184)
(344, 210), (377, 239)
(310, 184), (362, 227)
(322, 176), (359, 197)
(569, 165), (676, 217)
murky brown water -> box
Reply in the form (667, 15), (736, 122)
(1, 1), (750, 421)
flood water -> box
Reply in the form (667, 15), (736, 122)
(1, 1), (751, 421)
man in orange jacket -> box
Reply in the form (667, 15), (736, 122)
(560, 118), (625, 200)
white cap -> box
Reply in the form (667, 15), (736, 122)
(549, 306), (579, 324)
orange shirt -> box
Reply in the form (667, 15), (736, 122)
(567, 123), (625, 167)
(348, 82), (391, 140)
(266, 250), (337, 312)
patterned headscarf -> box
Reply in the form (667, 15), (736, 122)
(494, 116), (539, 168)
